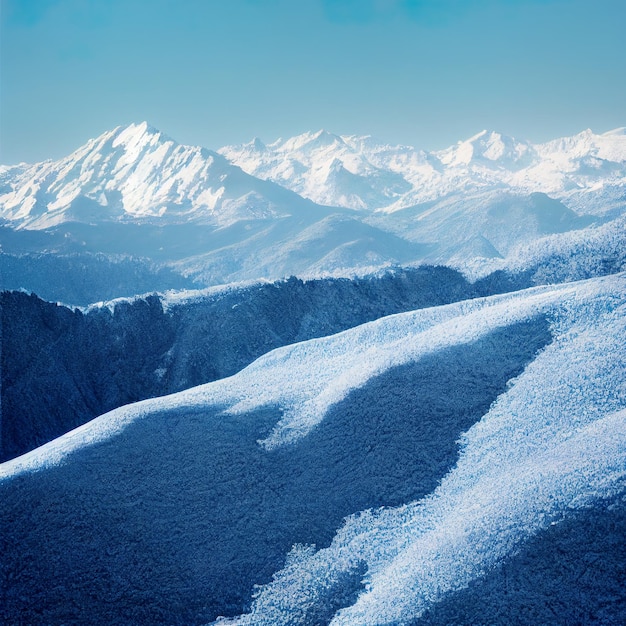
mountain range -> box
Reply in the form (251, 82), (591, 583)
(220, 126), (626, 214)
(1, 122), (625, 625)
(0, 123), (323, 230)
(1, 123), (625, 299)
(3, 123), (626, 227)
(0, 122), (626, 228)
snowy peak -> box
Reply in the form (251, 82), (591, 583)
(250, 137), (267, 152)
(222, 126), (626, 212)
(2, 123), (626, 229)
(436, 130), (536, 169)
(74, 122), (177, 167)
(220, 129), (416, 210)
(275, 128), (344, 153)
(537, 127), (626, 166)
(113, 120), (161, 144)
(0, 123), (319, 229)
(602, 126), (626, 138)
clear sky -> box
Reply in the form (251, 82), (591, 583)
(1, 0), (624, 164)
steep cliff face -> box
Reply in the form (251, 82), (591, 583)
(1, 266), (482, 461)
(1, 292), (174, 461)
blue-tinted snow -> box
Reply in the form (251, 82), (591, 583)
(1, 266), (478, 461)
(460, 214), (626, 282)
(219, 275), (626, 625)
(415, 492), (626, 625)
(1, 274), (625, 624)
(2, 274), (623, 478)
(0, 307), (551, 623)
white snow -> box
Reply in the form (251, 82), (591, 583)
(3, 122), (626, 625)
(1, 123), (625, 285)
(221, 126), (626, 213)
(2, 124), (625, 228)
(0, 122), (316, 229)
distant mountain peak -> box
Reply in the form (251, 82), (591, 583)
(2, 123), (625, 229)
(311, 128), (337, 141)
(465, 129), (491, 142)
(436, 129), (533, 168)
(0, 122), (319, 229)
(251, 137), (267, 151)
(276, 128), (344, 153)
(111, 120), (163, 143)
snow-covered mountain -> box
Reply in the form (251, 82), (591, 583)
(2, 122), (626, 625)
(2, 273), (625, 624)
(1, 122), (625, 298)
(6, 211), (625, 461)
(2, 266), (475, 461)
(0, 122), (324, 229)
(218, 130), (415, 210)
(3, 123), (625, 232)
(221, 127), (626, 214)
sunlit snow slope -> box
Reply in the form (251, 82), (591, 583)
(0, 122), (324, 229)
(1, 266), (476, 461)
(1, 274), (624, 625)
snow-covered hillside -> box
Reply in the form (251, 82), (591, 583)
(6, 210), (625, 463)
(3, 117), (626, 626)
(218, 130), (415, 210)
(1, 273), (625, 624)
(1, 266), (476, 461)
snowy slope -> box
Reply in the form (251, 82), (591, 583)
(222, 276), (626, 625)
(169, 213), (433, 285)
(1, 273), (625, 624)
(466, 213), (626, 284)
(0, 122), (324, 229)
(0, 188), (601, 295)
(2, 266), (475, 461)
(8, 212), (625, 463)
(366, 189), (592, 262)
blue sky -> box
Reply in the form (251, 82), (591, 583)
(1, 0), (624, 164)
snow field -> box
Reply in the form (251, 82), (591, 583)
(1, 273), (624, 624)
(217, 276), (626, 624)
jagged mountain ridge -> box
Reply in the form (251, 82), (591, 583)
(221, 126), (626, 213)
(2, 123), (625, 231)
(2, 123), (620, 294)
(0, 122), (326, 229)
